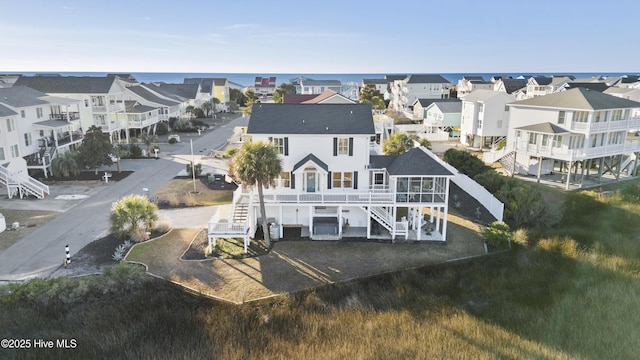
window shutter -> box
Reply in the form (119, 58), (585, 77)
(353, 171), (358, 189)
(333, 138), (338, 156)
(327, 172), (332, 189)
(348, 137), (354, 156)
(284, 137), (289, 156)
(290, 172), (295, 189)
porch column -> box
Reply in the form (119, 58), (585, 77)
(537, 156), (542, 183)
(565, 160), (572, 190)
(580, 160), (586, 188)
(309, 206), (313, 239)
(338, 206), (342, 237)
(366, 207), (371, 239)
(279, 205), (283, 238)
(634, 152), (639, 176)
(511, 151), (517, 177)
(435, 207), (441, 233)
(442, 205), (449, 242)
(616, 154), (622, 180)
(417, 206), (423, 241)
(53, 132), (59, 149)
(598, 157), (604, 183)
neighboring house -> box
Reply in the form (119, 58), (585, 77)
(604, 87), (640, 120)
(456, 76), (494, 97)
(255, 77), (276, 96)
(153, 83), (200, 107)
(565, 82), (610, 92)
(282, 90), (356, 104)
(184, 78), (231, 111)
(496, 88), (640, 189)
(124, 84), (184, 133)
(525, 76), (573, 98)
(459, 90), (514, 148)
(618, 75), (640, 89)
(0, 74), (22, 88)
(391, 74), (451, 111)
(124, 101), (160, 137)
(0, 103), (19, 166)
(493, 78), (527, 99)
(361, 79), (389, 98)
(422, 99), (462, 138)
(14, 75), (129, 142)
(299, 79), (342, 95)
(0, 86), (84, 176)
(208, 103), (455, 249)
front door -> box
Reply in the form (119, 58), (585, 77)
(306, 172), (316, 192)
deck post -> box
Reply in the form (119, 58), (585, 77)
(417, 206), (423, 241)
(565, 160), (572, 190)
(366, 207), (371, 239)
(537, 156), (542, 183)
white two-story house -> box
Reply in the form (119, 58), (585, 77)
(208, 103), (454, 251)
(459, 90), (514, 148)
(391, 74), (451, 111)
(499, 88), (640, 189)
(14, 75), (128, 142)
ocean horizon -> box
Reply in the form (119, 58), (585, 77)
(4, 71), (638, 87)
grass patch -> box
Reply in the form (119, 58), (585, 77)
(209, 238), (269, 259)
(0, 210), (60, 251)
(153, 178), (232, 206)
(2, 183), (640, 358)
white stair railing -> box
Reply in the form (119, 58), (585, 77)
(0, 166), (49, 199)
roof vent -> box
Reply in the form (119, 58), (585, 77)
(326, 127), (329, 131)
(302, 119), (305, 124)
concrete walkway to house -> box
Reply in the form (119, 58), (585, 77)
(0, 115), (248, 282)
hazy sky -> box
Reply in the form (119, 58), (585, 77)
(2, 0), (638, 73)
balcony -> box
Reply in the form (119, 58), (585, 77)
(50, 112), (80, 121)
(516, 139), (640, 161)
(92, 103), (125, 113)
(570, 118), (640, 133)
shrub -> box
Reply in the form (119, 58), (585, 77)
(497, 181), (560, 230)
(156, 121), (169, 135)
(443, 148), (493, 179)
(155, 217), (171, 233)
(129, 144), (143, 159)
(481, 221), (512, 249)
(496, 139), (507, 150)
(619, 183), (640, 202)
(51, 151), (80, 178)
(168, 117), (178, 129)
(474, 171), (509, 194)
(225, 148), (238, 158)
(112, 240), (132, 261)
(165, 193), (179, 207)
(130, 228), (150, 243)
(110, 194), (159, 239)
(191, 119), (207, 127)
(168, 138), (178, 144)
(186, 163), (202, 177)
(183, 194), (198, 207)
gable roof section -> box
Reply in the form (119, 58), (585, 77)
(301, 80), (342, 86)
(184, 78), (213, 93)
(386, 148), (453, 176)
(14, 76), (116, 94)
(0, 103), (17, 117)
(127, 86), (181, 106)
(406, 74), (450, 84)
(124, 100), (157, 113)
(463, 76), (485, 81)
(292, 154), (329, 173)
(385, 75), (407, 82)
(301, 90), (356, 104)
(0, 86), (49, 107)
(463, 89), (512, 102)
(515, 122), (570, 134)
(430, 100), (462, 113)
(362, 79), (388, 85)
(565, 82), (610, 92)
(247, 103), (375, 135)
(415, 98), (459, 108)
(621, 75), (640, 84)
(501, 78), (527, 94)
(152, 83), (199, 100)
(530, 76), (552, 86)
(510, 87), (640, 110)
(282, 94), (318, 104)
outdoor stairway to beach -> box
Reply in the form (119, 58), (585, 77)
(0, 164), (50, 199)
(362, 206), (408, 239)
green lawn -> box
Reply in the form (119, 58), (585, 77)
(1, 183), (639, 359)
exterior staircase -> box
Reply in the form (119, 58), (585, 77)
(0, 164), (50, 199)
(232, 201), (249, 223)
(482, 142), (516, 176)
(362, 206), (408, 240)
(620, 152), (638, 175)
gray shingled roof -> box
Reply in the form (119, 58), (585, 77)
(510, 87), (640, 110)
(126, 86), (180, 107)
(415, 98), (459, 108)
(386, 148), (453, 176)
(155, 83), (199, 100)
(406, 74), (450, 84)
(0, 86), (50, 107)
(124, 101), (157, 113)
(531, 76), (552, 85)
(502, 79), (527, 94)
(14, 76), (116, 94)
(369, 155), (396, 169)
(430, 100), (462, 113)
(362, 79), (388, 85)
(0, 103), (17, 117)
(565, 82), (610, 92)
(385, 75), (407, 82)
(293, 154), (329, 172)
(515, 122), (570, 134)
(301, 80), (341, 86)
(247, 104), (375, 135)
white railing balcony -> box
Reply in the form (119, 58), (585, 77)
(261, 190), (395, 205)
(570, 122), (589, 131)
(208, 221), (248, 235)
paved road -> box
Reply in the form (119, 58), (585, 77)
(0, 115), (248, 281)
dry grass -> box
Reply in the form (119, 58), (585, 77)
(0, 210), (60, 252)
(153, 179), (232, 206)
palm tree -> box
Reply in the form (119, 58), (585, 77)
(140, 134), (158, 157)
(110, 194), (159, 240)
(233, 141), (282, 247)
(112, 144), (130, 173)
(383, 132), (415, 155)
(51, 151), (80, 178)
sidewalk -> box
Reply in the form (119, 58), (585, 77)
(0, 114), (248, 282)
